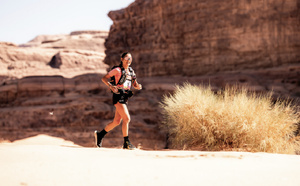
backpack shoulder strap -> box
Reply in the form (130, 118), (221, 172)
(128, 67), (133, 72)
(128, 67), (137, 81)
(117, 66), (127, 85)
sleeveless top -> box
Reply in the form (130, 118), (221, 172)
(108, 67), (136, 90)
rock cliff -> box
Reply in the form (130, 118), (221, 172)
(104, 0), (300, 77)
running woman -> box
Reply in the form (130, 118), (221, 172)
(94, 52), (142, 149)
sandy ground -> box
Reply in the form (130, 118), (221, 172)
(0, 135), (300, 186)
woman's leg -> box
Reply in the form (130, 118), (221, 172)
(113, 102), (135, 149)
(96, 102), (133, 149)
(104, 106), (123, 132)
(113, 102), (131, 137)
(95, 105), (123, 147)
(95, 102), (130, 147)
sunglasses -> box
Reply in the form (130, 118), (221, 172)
(124, 57), (131, 61)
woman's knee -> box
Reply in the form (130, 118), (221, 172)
(113, 118), (122, 125)
(122, 116), (130, 124)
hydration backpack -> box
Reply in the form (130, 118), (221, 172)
(110, 65), (134, 85)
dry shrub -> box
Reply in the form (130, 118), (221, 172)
(161, 83), (300, 154)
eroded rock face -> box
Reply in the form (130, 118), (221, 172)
(0, 64), (298, 148)
(104, 0), (300, 77)
(20, 30), (108, 53)
(0, 30), (108, 79)
(0, 74), (167, 149)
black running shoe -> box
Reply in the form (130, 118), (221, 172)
(123, 141), (136, 150)
(94, 130), (103, 148)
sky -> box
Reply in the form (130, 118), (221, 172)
(0, 0), (135, 44)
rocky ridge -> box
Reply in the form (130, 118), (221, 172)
(105, 0), (300, 77)
(0, 31), (108, 79)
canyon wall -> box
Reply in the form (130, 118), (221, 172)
(104, 0), (300, 77)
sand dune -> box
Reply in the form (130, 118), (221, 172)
(0, 135), (300, 186)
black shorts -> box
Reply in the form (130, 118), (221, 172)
(112, 92), (128, 105)
(112, 89), (133, 105)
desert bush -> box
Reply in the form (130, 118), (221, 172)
(160, 83), (300, 154)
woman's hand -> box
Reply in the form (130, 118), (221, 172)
(135, 83), (142, 90)
(109, 84), (119, 93)
(102, 74), (119, 93)
(133, 80), (142, 90)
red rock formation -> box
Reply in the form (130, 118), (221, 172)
(21, 30), (108, 53)
(0, 63), (298, 148)
(0, 74), (167, 148)
(104, 0), (300, 77)
(0, 31), (108, 79)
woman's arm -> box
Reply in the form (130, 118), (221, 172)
(102, 74), (118, 93)
(133, 79), (142, 90)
